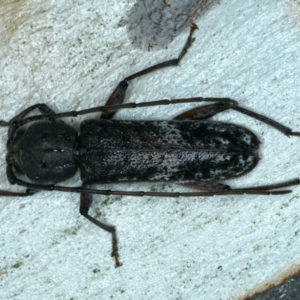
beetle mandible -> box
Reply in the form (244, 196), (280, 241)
(1, 23), (299, 267)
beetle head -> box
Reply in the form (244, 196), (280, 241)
(6, 120), (78, 185)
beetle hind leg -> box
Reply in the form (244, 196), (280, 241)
(182, 178), (300, 195)
(234, 178), (300, 192)
(232, 105), (300, 137)
(80, 188), (122, 267)
(174, 100), (236, 120)
(181, 181), (231, 191)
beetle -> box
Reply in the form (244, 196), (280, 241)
(0, 23), (299, 267)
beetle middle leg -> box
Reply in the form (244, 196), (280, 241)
(101, 23), (198, 119)
(80, 188), (122, 267)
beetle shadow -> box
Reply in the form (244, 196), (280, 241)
(126, 0), (219, 50)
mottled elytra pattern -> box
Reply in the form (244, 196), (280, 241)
(79, 120), (259, 184)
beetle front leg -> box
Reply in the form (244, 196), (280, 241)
(101, 23), (198, 120)
(0, 164), (37, 196)
(0, 103), (56, 141)
(80, 189), (122, 267)
(0, 103), (55, 126)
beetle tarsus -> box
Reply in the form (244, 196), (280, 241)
(83, 213), (122, 267)
(80, 187), (122, 266)
(111, 229), (123, 268)
(190, 22), (199, 30)
(0, 120), (9, 126)
(290, 131), (300, 137)
(26, 189), (37, 195)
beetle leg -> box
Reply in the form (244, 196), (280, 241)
(100, 81), (129, 119)
(0, 103), (56, 142)
(101, 23), (198, 119)
(233, 178), (300, 192)
(231, 105), (300, 137)
(181, 181), (231, 191)
(0, 189), (36, 197)
(0, 103), (55, 127)
(174, 102), (235, 120)
(79, 188), (122, 267)
(173, 99), (300, 136)
(182, 178), (300, 193)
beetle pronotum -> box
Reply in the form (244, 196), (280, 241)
(1, 23), (299, 267)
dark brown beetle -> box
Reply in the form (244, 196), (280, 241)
(1, 24), (299, 267)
